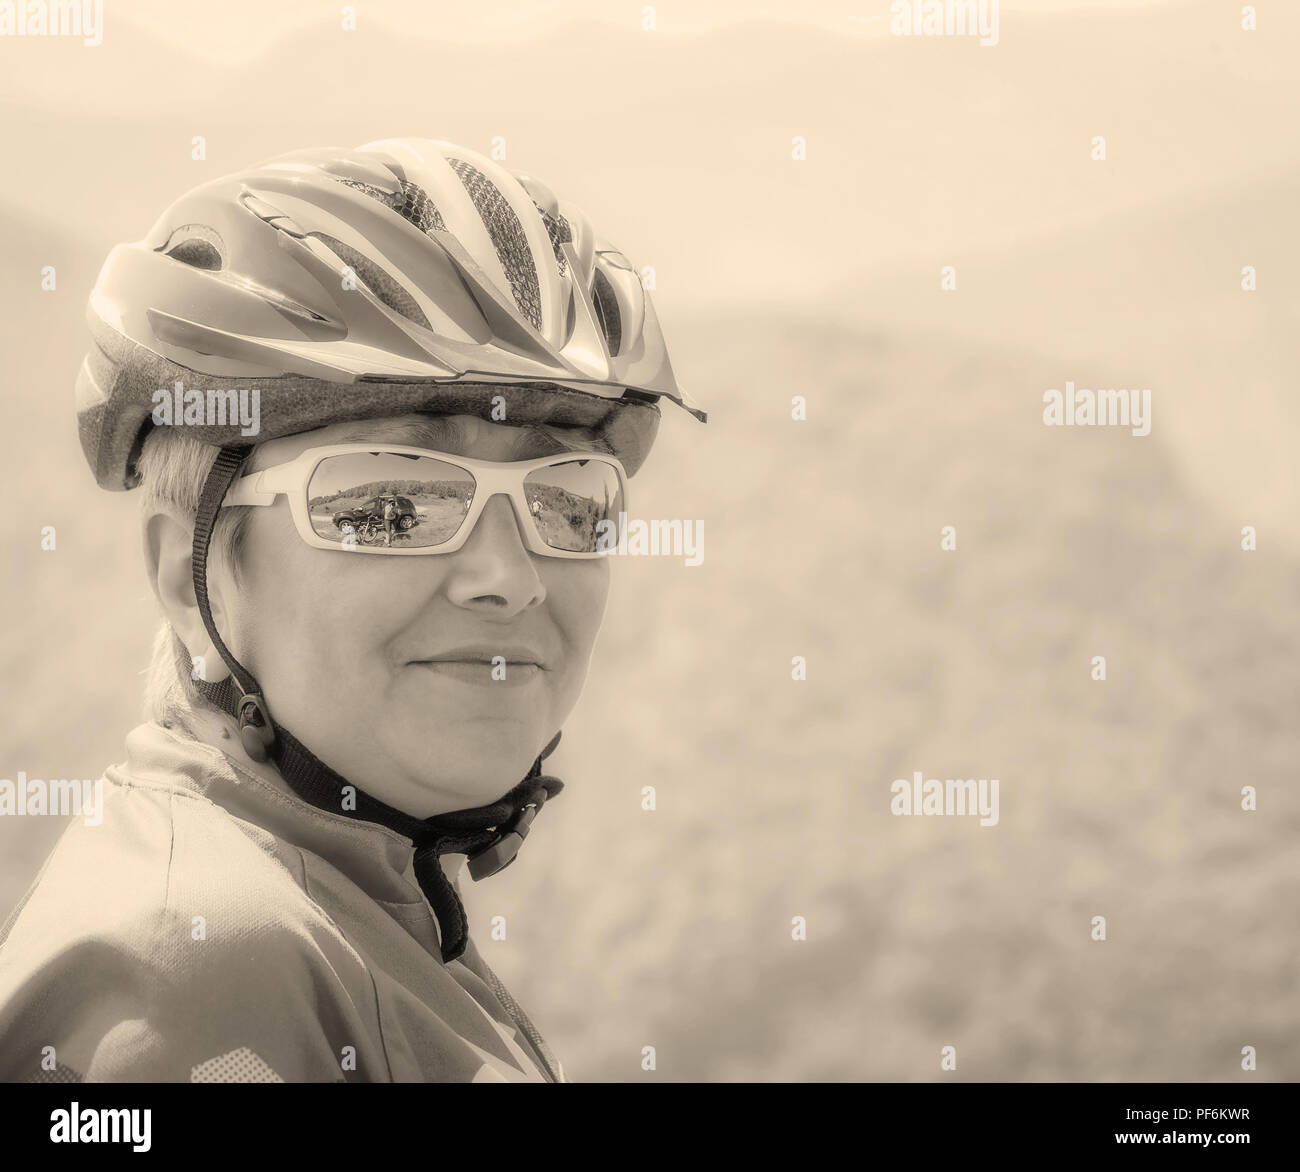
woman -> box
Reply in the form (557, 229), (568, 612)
(0, 138), (705, 1082)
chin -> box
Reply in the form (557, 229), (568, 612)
(436, 770), (530, 813)
(409, 735), (541, 807)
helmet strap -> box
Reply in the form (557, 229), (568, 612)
(189, 443), (564, 964)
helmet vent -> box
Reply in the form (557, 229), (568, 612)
(309, 232), (433, 330)
(446, 157), (543, 331)
(160, 224), (224, 271)
(591, 268), (622, 357)
(336, 176), (448, 234)
(536, 206), (571, 278)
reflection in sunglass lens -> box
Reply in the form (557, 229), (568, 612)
(307, 452), (475, 549)
(523, 460), (623, 553)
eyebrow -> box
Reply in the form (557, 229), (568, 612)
(329, 416), (611, 459)
(509, 427), (612, 459)
(330, 416), (462, 449)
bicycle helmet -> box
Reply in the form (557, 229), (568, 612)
(75, 137), (707, 490)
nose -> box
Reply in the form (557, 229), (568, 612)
(441, 493), (545, 616)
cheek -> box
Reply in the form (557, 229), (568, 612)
(233, 507), (401, 690)
(544, 559), (610, 681)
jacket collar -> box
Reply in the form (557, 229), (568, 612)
(123, 704), (463, 952)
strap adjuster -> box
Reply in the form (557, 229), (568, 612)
(236, 693), (275, 763)
(466, 802), (539, 881)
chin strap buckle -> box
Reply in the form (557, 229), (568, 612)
(236, 693), (276, 763)
(466, 802), (540, 881)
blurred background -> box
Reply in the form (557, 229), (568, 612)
(1, 0), (1297, 1080)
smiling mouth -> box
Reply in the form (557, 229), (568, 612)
(413, 657), (545, 669)
(409, 659), (545, 688)
(412, 641), (547, 667)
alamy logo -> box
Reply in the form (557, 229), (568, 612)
(594, 512), (704, 566)
(890, 0), (999, 47)
(0, 772), (103, 825)
(1043, 381), (1152, 436)
(152, 382), (261, 436)
(50, 1103), (151, 1152)
(891, 772), (1000, 826)
(0, 0), (103, 45)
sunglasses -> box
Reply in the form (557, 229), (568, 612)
(222, 444), (628, 558)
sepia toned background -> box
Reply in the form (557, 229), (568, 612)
(1, 0), (1297, 1081)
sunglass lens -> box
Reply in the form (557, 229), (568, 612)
(523, 460), (624, 553)
(307, 452), (475, 548)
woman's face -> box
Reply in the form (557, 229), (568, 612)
(217, 413), (611, 817)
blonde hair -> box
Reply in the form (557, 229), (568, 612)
(135, 428), (250, 728)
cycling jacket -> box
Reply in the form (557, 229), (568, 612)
(0, 712), (566, 1083)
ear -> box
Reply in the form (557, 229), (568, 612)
(142, 508), (233, 685)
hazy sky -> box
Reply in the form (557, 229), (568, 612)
(110, 0), (1184, 62)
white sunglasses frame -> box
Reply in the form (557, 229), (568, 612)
(222, 443), (629, 559)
